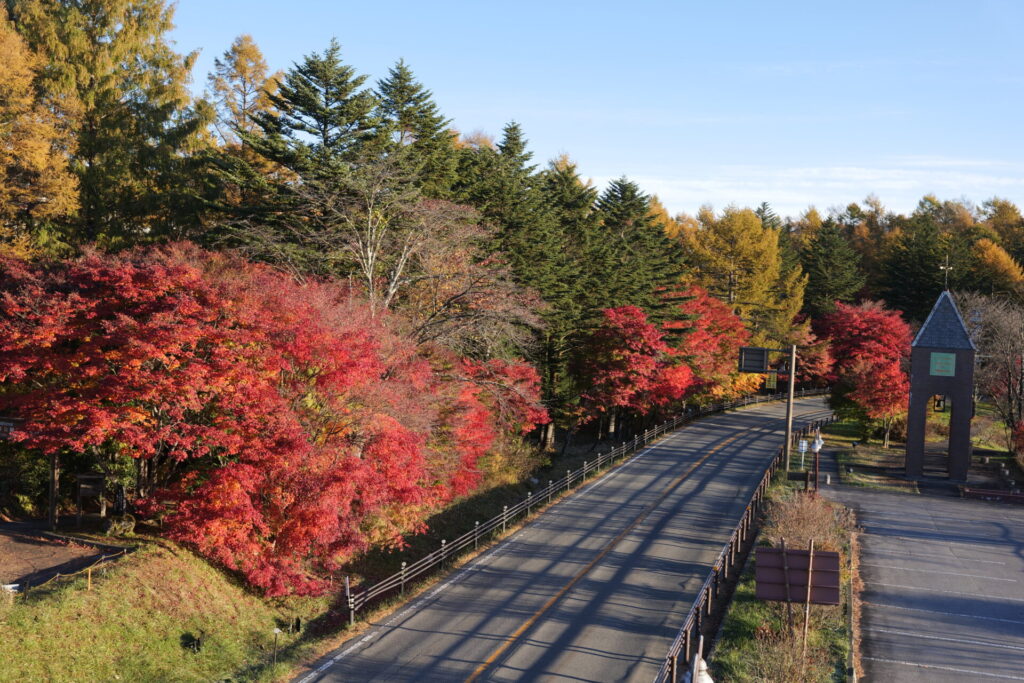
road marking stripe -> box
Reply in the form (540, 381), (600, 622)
(861, 563), (1017, 581)
(863, 601), (1024, 626)
(864, 657), (1024, 680)
(870, 582), (1024, 603)
(463, 430), (748, 682)
(864, 627), (1024, 652)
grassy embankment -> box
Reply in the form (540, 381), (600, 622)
(0, 537), (332, 682)
(712, 483), (858, 682)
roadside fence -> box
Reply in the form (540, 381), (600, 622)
(343, 388), (830, 626)
(653, 414), (835, 683)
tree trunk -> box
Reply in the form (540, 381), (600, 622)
(542, 422), (555, 451)
(48, 452), (60, 530)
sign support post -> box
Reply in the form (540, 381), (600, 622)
(802, 540), (815, 661)
(780, 537), (794, 631)
(738, 344), (799, 472)
(784, 344), (797, 472)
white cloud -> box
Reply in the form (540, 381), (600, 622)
(599, 159), (1024, 219)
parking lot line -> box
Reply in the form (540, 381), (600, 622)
(871, 582), (1024, 602)
(866, 549), (1007, 565)
(863, 601), (1024, 626)
(860, 563), (1017, 581)
(863, 657), (1024, 680)
(864, 627), (1024, 653)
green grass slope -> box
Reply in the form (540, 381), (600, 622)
(0, 539), (331, 682)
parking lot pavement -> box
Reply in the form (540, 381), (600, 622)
(826, 487), (1024, 682)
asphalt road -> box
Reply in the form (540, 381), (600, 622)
(827, 487), (1024, 681)
(297, 397), (831, 683)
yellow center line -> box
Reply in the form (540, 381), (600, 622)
(464, 430), (747, 682)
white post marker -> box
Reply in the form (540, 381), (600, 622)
(688, 657), (714, 683)
(799, 439), (808, 469)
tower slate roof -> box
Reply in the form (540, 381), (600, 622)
(911, 291), (976, 350)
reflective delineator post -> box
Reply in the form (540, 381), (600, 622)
(783, 344), (797, 472)
(345, 575), (354, 626)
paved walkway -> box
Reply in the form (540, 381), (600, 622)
(823, 455), (1024, 682)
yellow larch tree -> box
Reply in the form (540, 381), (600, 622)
(684, 205), (806, 345)
(0, 17), (77, 256)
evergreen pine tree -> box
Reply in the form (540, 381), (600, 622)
(376, 59), (457, 197)
(246, 39), (380, 177)
(881, 215), (947, 320)
(755, 201), (782, 231)
(801, 219), (865, 317)
(593, 177), (685, 322)
(453, 122), (570, 299)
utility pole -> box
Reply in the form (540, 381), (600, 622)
(783, 344), (797, 472)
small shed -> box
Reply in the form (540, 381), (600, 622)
(75, 473), (107, 526)
(0, 417), (18, 440)
(905, 291), (976, 481)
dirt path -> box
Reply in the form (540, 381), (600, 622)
(0, 523), (102, 587)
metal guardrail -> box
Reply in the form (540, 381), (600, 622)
(653, 414), (836, 683)
(343, 388), (830, 625)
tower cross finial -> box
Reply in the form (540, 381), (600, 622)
(939, 254), (953, 290)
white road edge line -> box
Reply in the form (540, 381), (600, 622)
(864, 627), (1024, 652)
(864, 657), (1024, 680)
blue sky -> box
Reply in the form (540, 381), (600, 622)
(169, 0), (1024, 219)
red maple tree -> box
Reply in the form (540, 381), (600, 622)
(575, 306), (696, 426)
(664, 286), (750, 400)
(0, 245), (548, 595)
(819, 301), (911, 445)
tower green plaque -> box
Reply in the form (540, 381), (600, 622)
(929, 352), (956, 377)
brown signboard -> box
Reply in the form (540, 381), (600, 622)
(755, 547), (841, 605)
